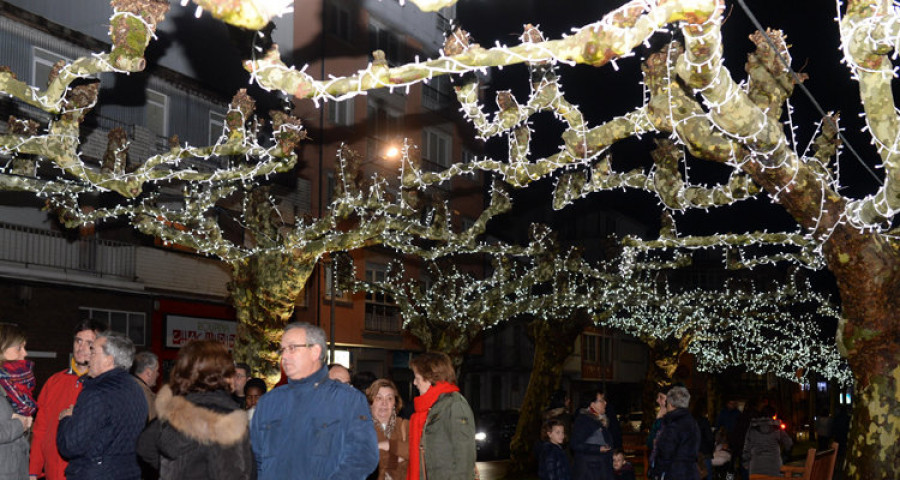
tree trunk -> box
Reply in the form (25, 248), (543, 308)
(229, 252), (315, 387)
(508, 313), (588, 475)
(821, 227), (900, 478)
(639, 337), (688, 432)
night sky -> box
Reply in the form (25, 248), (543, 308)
(456, 0), (884, 244)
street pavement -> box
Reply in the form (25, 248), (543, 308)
(477, 461), (511, 480)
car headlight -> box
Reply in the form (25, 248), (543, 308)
(475, 431), (487, 442)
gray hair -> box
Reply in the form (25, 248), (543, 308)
(667, 386), (691, 410)
(132, 351), (158, 375)
(284, 322), (327, 362)
(97, 331), (135, 370)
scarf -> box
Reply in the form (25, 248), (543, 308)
(70, 357), (89, 377)
(407, 382), (459, 480)
(0, 359), (36, 415)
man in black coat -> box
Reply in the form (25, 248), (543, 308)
(649, 386), (701, 480)
(57, 331), (147, 480)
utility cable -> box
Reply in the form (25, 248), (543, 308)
(735, 0), (882, 186)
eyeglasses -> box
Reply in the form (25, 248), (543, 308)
(278, 343), (316, 355)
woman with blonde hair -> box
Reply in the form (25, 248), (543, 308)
(365, 378), (409, 480)
(137, 340), (254, 479)
(407, 352), (475, 480)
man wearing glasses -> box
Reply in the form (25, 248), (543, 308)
(251, 322), (378, 479)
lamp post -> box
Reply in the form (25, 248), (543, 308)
(329, 252), (337, 363)
(325, 142), (400, 365)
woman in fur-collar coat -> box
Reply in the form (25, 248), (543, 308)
(137, 341), (255, 480)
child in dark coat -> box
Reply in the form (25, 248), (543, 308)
(538, 418), (572, 480)
(612, 449), (636, 480)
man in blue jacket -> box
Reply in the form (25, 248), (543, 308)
(57, 331), (147, 480)
(251, 322), (378, 479)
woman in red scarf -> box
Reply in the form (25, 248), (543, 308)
(407, 352), (476, 480)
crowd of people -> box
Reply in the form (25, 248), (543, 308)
(0, 321), (478, 480)
(536, 384), (804, 480)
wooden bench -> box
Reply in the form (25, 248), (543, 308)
(748, 442), (838, 480)
(621, 442), (649, 480)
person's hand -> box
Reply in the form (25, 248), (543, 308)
(11, 414), (29, 431)
(599, 446), (611, 453)
(59, 406), (74, 420)
(378, 440), (390, 451)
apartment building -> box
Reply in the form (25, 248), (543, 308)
(0, 0), (485, 394)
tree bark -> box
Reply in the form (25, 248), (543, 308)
(508, 313), (589, 475)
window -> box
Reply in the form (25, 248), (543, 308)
(582, 334), (600, 364)
(423, 128), (451, 168)
(324, 258), (351, 302)
(326, 1), (352, 42)
(146, 89), (168, 138)
(369, 22), (402, 65)
(209, 110), (225, 144)
(364, 264), (401, 333)
(33, 47), (69, 88)
(328, 99), (355, 126)
(80, 307), (147, 346)
(367, 101), (402, 140)
(422, 75), (451, 110)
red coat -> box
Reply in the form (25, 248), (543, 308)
(29, 368), (83, 480)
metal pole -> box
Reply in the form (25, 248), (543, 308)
(329, 256), (336, 363)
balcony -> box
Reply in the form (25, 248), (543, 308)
(0, 222), (136, 280)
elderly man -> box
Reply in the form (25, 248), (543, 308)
(56, 331), (147, 480)
(649, 386), (701, 480)
(132, 351), (159, 421)
(251, 322), (378, 479)
(29, 319), (106, 480)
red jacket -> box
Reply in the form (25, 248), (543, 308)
(29, 367), (84, 480)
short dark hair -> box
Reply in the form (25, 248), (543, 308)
(73, 318), (107, 337)
(759, 404), (777, 419)
(169, 340), (235, 396)
(542, 418), (565, 441)
(409, 352), (456, 385)
(244, 377), (267, 395)
(234, 362), (251, 376)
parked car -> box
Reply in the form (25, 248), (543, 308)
(623, 411), (643, 432)
(475, 410), (519, 460)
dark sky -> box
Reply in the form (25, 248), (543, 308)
(456, 1), (883, 242)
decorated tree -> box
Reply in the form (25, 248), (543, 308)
(350, 225), (846, 472)
(5, 0), (900, 474)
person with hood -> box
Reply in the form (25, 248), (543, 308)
(741, 405), (792, 477)
(571, 391), (614, 480)
(137, 340), (254, 479)
(649, 386), (700, 480)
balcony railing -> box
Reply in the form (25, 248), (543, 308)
(364, 310), (402, 334)
(0, 222), (136, 279)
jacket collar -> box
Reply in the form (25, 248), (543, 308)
(156, 385), (248, 446)
(83, 366), (126, 385)
(287, 364), (328, 388)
